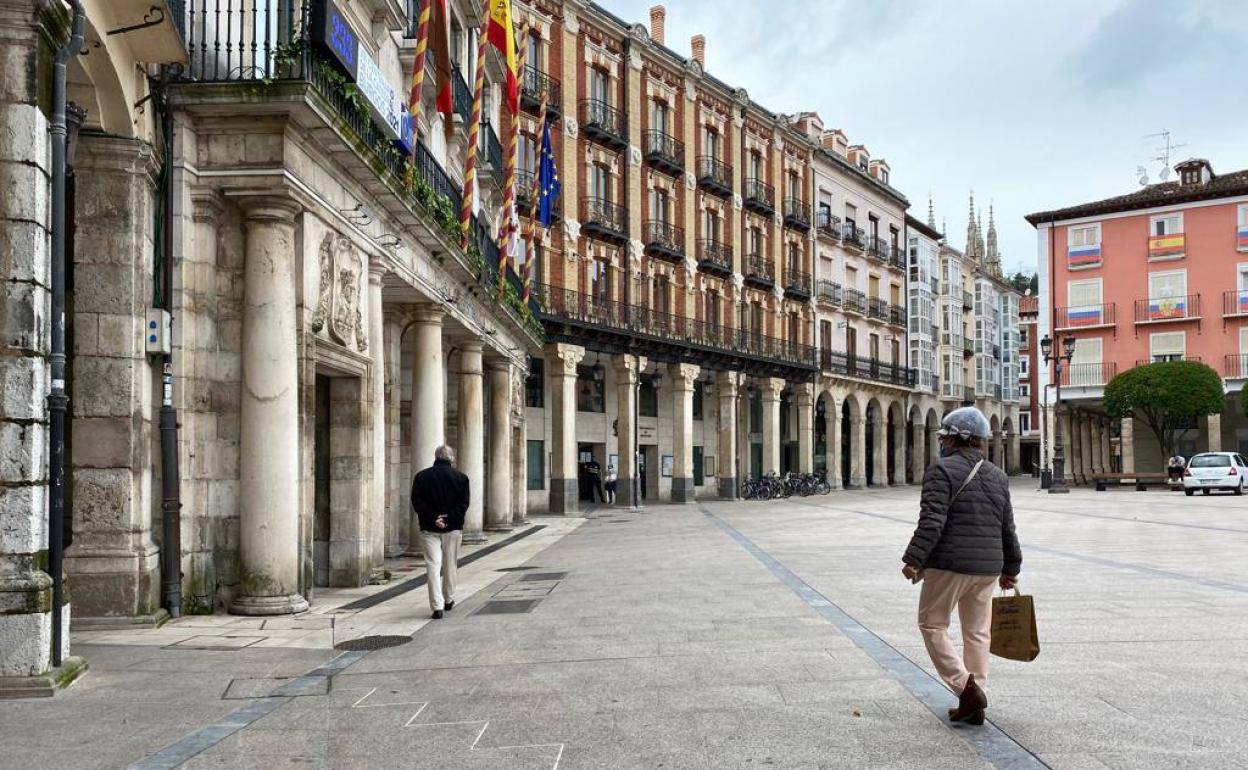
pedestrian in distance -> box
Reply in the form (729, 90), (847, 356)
(585, 455), (606, 503)
(604, 464), (617, 503)
(901, 406), (1022, 726)
(1167, 453), (1186, 483)
(410, 445), (469, 620)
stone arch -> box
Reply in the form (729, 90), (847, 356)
(865, 396), (886, 486)
(1001, 414), (1017, 474)
(887, 400), (906, 485)
(815, 388), (837, 485)
(841, 392), (864, 488)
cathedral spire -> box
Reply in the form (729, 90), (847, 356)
(986, 203), (1001, 277)
(975, 207), (986, 263)
(965, 192), (979, 258)
(927, 195), (936, 230)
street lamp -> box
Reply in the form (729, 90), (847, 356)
(1041, 333), (1077, 493)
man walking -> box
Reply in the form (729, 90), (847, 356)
(411, 445), (469, 619)
(902, 407), (1022, 726)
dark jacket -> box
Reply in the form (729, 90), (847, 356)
(903, 449), (1022, 577)
(410, 459), (470, 533)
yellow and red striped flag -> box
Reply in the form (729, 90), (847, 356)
(487, 0), (520, 114)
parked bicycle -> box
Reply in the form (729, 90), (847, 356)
(742, 471), (830, 500)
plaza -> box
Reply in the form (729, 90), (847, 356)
(3, 480), (1246, 770)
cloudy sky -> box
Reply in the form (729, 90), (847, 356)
(606, 0), (1248, 277)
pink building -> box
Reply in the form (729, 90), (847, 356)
(1028, 159), (1248, 474)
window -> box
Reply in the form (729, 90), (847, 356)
(1019, 326), (1029, 347)
(1069, 224), (1100, 248)
(704, 209), (720, 241)
(880, 168), (889, 184)
(869, 275), (880, 299)
(1067, 279), (1103, 323)
(589, 164), (611, 202)
(1019, 356), (1029, 376)
(526, 32), (541, 72)
(1148, 269), (1186, 300)
(526, 440), (544, 490)
(1239, 205), (1248, 253)
(869, 214), (879, 240)
(519, 133), (537, 174)
(889, 226), (899, 253)
(748, 151), (763, 181)
(817, 201), (832, 228)
(1019, 413), (1031, 434)
(1152, 213), (1182, 236)
(576, 366), (605, 412)
(705, 289), (720, 326)
(591, 256), (611, 303)
(787, 172), (801, 201)
(649, 188), (670, 224)
(524, 358), (544, 407)
(844, 203), (857, 230)
(749, 226), (764, 257)
(1019, 383), (1030, 397)
(1149, 331), (1185, 362)
(639, 375), (658, 417)
(788, 242), (800, 273)
(692, 386), (703, 420)
(1069, 337), (1103, 386)
(703, 126), (719, 159)
(869, 333), (880, 361)
(651, 99), (669, 134)
(654, 276), (670, 316)
(589, 67), (608, 103)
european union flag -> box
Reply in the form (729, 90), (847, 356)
(537, 117), (560, 228)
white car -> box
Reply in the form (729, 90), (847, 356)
(1182, 452), (1247, 496)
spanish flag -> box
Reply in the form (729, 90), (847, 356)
(431, 0), (454, 116)
(488, 0), (519, 113)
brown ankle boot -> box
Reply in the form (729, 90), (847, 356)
(949, 675), (987, 723)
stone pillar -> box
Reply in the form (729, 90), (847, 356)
(850, 414), (868, 488)
(407, 305), (444, 545)
(1060, 411), (1076, 483)
(825, 400), (842, 489)
(737, 386), (752, 485)
(458, 343), (486, 543)
(716, 371), (739, 498)
(367, 263), (386, 576)
(891, 412), (907, 485)
(383, 312), (406, 556)
(512, 417), (528, 525)
(1101, 420), (1113, 472)
(992, 430), (1005, 469)
(1207, 413), (1223, 452)
(910, 418), (927, 482)
(1080, 415), (1094, 482)
(760, 378), (785, 476)
(669, 363), (700, 502)
(1090, 420), (1104, 475)
(871, 409), (888, 486)
(231, 197), (308, 615)
(1007, 431), (1020, 475)
(1120, 417), (1135, 474)
(614, 354), (645, 506)
(486, 361), (513, 531)
(928, 425), (941, 467)
(795, 384), (815, 474)
(547, 343), (585, 514)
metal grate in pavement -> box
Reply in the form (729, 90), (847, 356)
(333, 635), (412, 651)
(519, 571), (568, 581)
(473, 599), (541, 615)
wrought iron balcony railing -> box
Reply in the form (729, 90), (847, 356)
(644, 130), (684, 174)
(820, 349), (916, 388)
(1224, 290), (1248, 317)
(816, 212), (841, 240)
(697, 239), (733, 275)
(889, 303), (907, 327)
(815, 279), (843, 307)
(866, 235), (888, 262)
(842, 223), (865, 249)
(890, 244), (906, 270)
(696, 156), (733, 198)
(843, 288), (867, 315)
(1061, 362), (1117, 387)
(744, 178), (775, 214)
(1225, 354), (1248, 378)
(520, 64), (561, 116)
(1133, 294), (1200, 324)
(1054, 302), (1116, 330)
(582, 196), (627, 243)
(452, 65), (472, 124)
(744, 254), (774, 288)
(579, 99), (627, 150)
(868, 297), (889, 320)
(963, 290), (974, 310)
(643, 220), (685, 263)
(481, 121), (504, 176)
(782, 199), (811, 231)
(783, 267), (812, 299)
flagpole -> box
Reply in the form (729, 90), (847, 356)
(405, 0), (433, 189)
(521, 117), (544, 306)
(460, 22), (489, 251)
(497, 22), (529, 296)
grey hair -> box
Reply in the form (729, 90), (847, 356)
(435, 445), (455, 463)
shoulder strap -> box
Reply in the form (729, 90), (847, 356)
(949, 459), (985, 508)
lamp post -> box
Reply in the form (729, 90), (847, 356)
(1041, 334), (1076, 493)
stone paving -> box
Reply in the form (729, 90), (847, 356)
(2, 481), (1247, 770)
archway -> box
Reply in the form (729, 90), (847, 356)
(841, 394), (862, 487)
(906, 404), (923, 483)
(815, 390), (836, 482)
(1002, 415), (1016, 474)
(989, 413), (1002, 465)
(925, 408), (941, 467)
(866, 397), (885, 486)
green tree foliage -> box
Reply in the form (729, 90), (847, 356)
(1102, 361), (1224, 462)
(1009, 271), (1038, 295)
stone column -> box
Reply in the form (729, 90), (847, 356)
(1120, 417), (1135, 474)
(1060, 411), (1076, 484)
(458, 343), (486, 543)
(825, 401), (842, 489)
(992, 430), (1005, 469)
(1101, 419), (1113, 472)
(486, 361), (513, 531)
(760, 378), (785, 476)
(737, 386), (752, 485)
(716, 371), (739, 498)
(383, 312), (406, 556)
(1090, 420), (1104, 475)
(407, 305), (444, 545)
(547, 343), (585, 514)
(892, 412), (907, 485)
(871, 409), (888, 486)
(1080, 415), (1094, 482)
(928, 425), (941, 467)
(1207, 413), (1223, 452)
(367, 262), (386, 576)
(231, 197), (308, 615)
(512, 416), (528, 525)
(850, 414), (868, 488)
(1007, 431), (1020, 475)
(670, 363), (700, 502)
(910, 417), (927, 481)
(795, 384), (815, 474)
(614, 354), (646, 506)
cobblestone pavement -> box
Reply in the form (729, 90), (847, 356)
(3, 481), (1246, 770)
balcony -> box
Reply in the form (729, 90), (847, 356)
(816, 212), (841, 241)
(843, 288), (867, 315)
(1054, 302), (1116, 331)
(1136, 356), (1201, 367)
(452, 65), (472, 125)
(841, 223), (865, 250)
(783, 199), (811, 231)
(582, 197), (627, 244)
(520, 65), (561, 117)
(963, 386), (976, 404)
(889, 303), (907, 327)
(1133, 294), (1200, 325)
(644, 130), (684, 176)
(697, 239), (733, 276)
(890, 245), (906, 271)
(480, 122), (504, 179)
(1061, 362), (1117, 387)
(815, 279), (843, 308)
(643, 220), (685, 264)
(962, 290), (974, 310)
(783, 267), (812, 300)
(579, 99), (627, 151)
(962, 338), (974, 358)
(820, 349), (916, 388)
(868, 297), (889, 321)
(696, 156), (733, 198)
(744, 178), (775, 215)
(1225, 354), (1248, 378)
(866, 236), (888, 263)
(744, 255), (774, 289)
(1223, 290), (1248, 317)
(537, 283), (816, 372)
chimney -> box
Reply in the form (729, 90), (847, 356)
(649, 5), (666, 45)
(691, 34), (705, 67)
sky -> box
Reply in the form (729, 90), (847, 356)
(605, 0), (1248, 277)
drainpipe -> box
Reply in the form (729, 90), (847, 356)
(49, 0), (86, 667)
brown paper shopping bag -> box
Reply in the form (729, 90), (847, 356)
(990, 588), (1040, 662)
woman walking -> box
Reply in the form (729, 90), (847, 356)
(902, 406), (1022, 725)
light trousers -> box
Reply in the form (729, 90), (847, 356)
(419, 530), (461, 611)
(917, 568), (997, 694)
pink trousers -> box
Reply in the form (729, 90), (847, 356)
(917, 568), (997, 694)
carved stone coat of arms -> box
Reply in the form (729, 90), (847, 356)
(311, 232), (368, 352)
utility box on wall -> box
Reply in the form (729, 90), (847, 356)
(145, 309), (171, 355)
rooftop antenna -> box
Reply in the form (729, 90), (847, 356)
(1145, 130), (1186, 181)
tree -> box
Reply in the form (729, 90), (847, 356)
(1103, 361), (1224, 464)
(1009, 271), (1038, 295)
